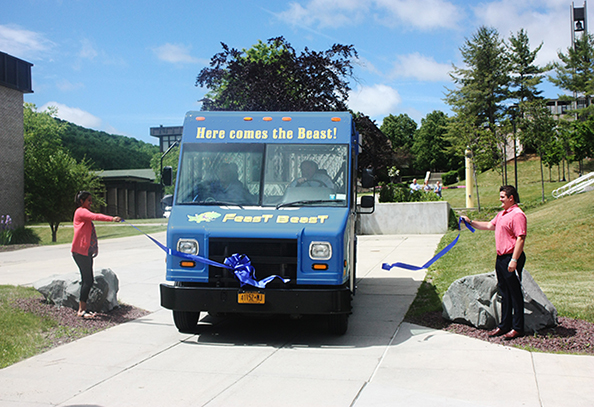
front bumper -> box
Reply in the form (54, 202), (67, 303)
(160, 283), (352, 315)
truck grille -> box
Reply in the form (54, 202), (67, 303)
(208, 238), (297, 288)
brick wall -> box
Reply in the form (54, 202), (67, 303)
(0, 85), (25, 228)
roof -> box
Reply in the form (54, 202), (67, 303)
(97, 169), (157, 182)
(0, 51), (33, 93)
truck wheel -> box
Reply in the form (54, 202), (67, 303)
(173, 311), (200, 333)
(328, 313), (348, 335)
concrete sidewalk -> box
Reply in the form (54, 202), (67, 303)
(0, 234), (592, 406)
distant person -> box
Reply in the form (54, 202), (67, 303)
(434, 181), (442, 197)
(409, 179), (421, 192)
(289, 160), (334, 189)
(423, 180), (432, 192)
(461, 185), (527, 340)
(71, 191), (121, 319)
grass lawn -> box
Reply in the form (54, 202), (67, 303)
(28, 218), (168, 246)
(409, 158), (594, 324)
(0, 286), (60, 369)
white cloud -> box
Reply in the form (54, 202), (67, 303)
(56, 79), (84, 92)
(79, 38), (98, 60)
(348, 84), (401, 117)
(152, 43), (203, 64)
(40, 102), (103, 129)
(474, 0), (571, 65)
(276, 0), (461, 30)
(277, 0), (366, 29)
(0, 24), (54, 60)
(391, 52), (451, 82)
(373, 0), (463, 30)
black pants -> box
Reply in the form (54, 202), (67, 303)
(72, 253), (94, 303)
(495, 252), (526, 332)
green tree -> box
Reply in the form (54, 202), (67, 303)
(380, 113), (417, 170)
(412, 111), (455, 172)
(507, 29), (548, 104)
(550, 32), (594, 109)
(196, 36), (357, 111)
(150, 146), (180, 196)
(519, 100), (557, 202)
(570, 118), (594, 173)
(24, 104), (102, 242)
(380, 113), (417, 149)
(446, 26), (509, 175)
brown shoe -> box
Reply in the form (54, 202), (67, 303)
(488, 327), (509, 337)
(503, 329), (523, 340)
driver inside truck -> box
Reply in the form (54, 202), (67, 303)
(215, 162), (255, 204)
(288, 160), (335, 190)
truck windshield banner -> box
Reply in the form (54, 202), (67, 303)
(196, 126), (339, 141)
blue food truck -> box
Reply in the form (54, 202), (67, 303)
(159, 111), (374, 334)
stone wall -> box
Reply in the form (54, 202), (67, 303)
(0, 86), (25, 228)
(359, 201), (451, 235)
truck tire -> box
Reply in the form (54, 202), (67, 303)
(173, 310), (200, 333)
(328, 313), (348, 335)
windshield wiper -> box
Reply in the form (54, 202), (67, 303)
(276, 199), (345, 209)
(190, 200), (245, 209)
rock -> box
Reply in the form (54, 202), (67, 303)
(34, 268), (119, 313)
(442, 272), (500, 329)
(442, 270), (557, 333)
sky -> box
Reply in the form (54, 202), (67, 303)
(1, 0), (588, 146)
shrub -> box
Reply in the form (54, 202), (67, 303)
(0, 215), (14, 245)
(0, 215), (40, 246)
(442, 170), (458, 186)
(379, 183), (442, 203)
(457, 166), (466, 181)
(11, 227), (41, 245)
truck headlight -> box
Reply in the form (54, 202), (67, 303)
(309, 241), (332, 260)
(177, 239), (198, 255)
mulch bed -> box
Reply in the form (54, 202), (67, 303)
(10, 297), (150, 351)
(405, 311), (594, 355)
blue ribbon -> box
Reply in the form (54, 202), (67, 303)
(122, 220), (290, 288)
(382, 217), (475, 271)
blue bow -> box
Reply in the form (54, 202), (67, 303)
(122, 220), (289, 288)
(225, 253), (290, 288)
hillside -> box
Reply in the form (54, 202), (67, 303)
(441, 155), (593, 208)
(59, 120), (159, 170)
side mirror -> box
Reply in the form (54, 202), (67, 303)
(162, 166), (173, 187)
(361, 168), (375, 188)
(161, 194), (173, 208)
(360, 195), (374, 209)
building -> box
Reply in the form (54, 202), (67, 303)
(150, 125), (182, 153)
(98, 169), (163, 219)
(0, 51), (33, 228)
(546, 98), (587, 117)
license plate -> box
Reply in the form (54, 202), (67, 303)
(238, 291), (265, 304)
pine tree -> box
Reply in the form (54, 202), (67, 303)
(550, 32), (594, 109)
(445, 26), (509, 174)
(507, 28), (548, 105)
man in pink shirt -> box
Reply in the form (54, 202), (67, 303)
(462, 185), (527, 339)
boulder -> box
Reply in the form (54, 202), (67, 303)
(442, 270), (557, 333)
(34, 268), (119, 313)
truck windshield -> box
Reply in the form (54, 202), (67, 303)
(176, 143), (348, 207)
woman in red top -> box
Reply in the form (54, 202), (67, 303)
(72, 191), (121, 318)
